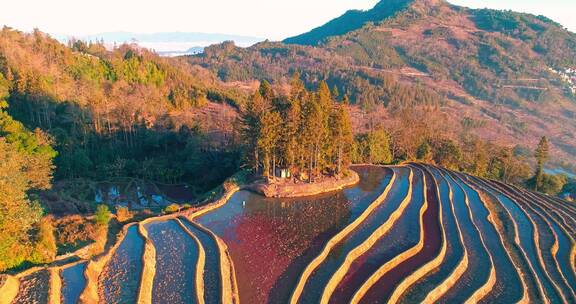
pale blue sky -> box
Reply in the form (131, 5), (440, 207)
(0, 0), (573, 40)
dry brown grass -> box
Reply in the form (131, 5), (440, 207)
(115, 206), (133, 223)
(54, 215), (98, 254)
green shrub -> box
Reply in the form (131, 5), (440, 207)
(95, 205), (111, 226)
(164, 204), (180, 214)
(353, 128), (393, 165)
(29, 216), (57, 264)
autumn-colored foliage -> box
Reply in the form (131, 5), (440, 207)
(240, 77), (354, 180)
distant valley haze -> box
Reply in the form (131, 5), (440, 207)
(53, 31), (265, 56)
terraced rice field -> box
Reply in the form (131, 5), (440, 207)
(6, 164), (576, 303)
(98, 225), (144, 303)
(61, 262), (86, 304)
(12, 270), (50, 304)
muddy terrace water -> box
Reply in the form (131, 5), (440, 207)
(12, 270), (50, 304)
(61, 262), (86, 304)
(99, 225), (144, 303)
(197, 166), (393, 304)
(146, 220), (199, 303)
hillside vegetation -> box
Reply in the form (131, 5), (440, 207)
(190, 0), (576, 165)
(0, 27), (245, 190)
(0, 27), (253, 271)
(1, 0), (576, 273)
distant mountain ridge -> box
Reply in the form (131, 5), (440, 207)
(284, 0), (415, 45)
(54, 31), (263, 56)
(73, 31), (262, 44)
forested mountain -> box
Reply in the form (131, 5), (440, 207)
(0, 27), (252, 270)
(0, 27), (246, 192)
(283, 0), (414, 45)
(189, 0), (576, 169)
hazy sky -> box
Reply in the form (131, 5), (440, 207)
(1, 0), (574, 41)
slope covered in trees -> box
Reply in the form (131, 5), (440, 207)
(190, 0), (576, 166)
(0, 27), (252, 271)
(0, 27), (246, 193)
(0, 76), (57, 271)
(240, 78), (354, 180)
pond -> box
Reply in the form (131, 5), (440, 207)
(196, 166), (394, 304)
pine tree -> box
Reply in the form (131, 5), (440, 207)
(258, 111), (282, 178)
(329, 104), (354, 175)
(342, 94), (350, 105)
(317, 81), (332, 112)
(239, 81), (355, 181)
(301, 95), (325, 181)
(290, 72), (306, 101)
(332, 86), (340, 100)
(534, 136), (549, 191)
(280, 98), (302, 170)
(240, 91), (268, 172)
(259, 80), (275, 101)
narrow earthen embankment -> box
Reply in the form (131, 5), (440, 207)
(427, 168), (495, 303)
(444, 171), (497, 304)
(422, 170), (469, 304)
(1, 179), (240, 304)
(133, 183), (240, 304)
(186, 183), (241, 302)
(135, 223), (155, 304)
(181, 217), (240, 304)
(194, 221), (240, 304)
(464, 176), (530, 304)
(386, 166), (447, 304)
(454, 173), (515, 303)
(245, 171), (359, 198)
(490, 181), (568, 303)
(319, 169), (415, 304)
(0, 275), (20, 304)
(176, 218), (206, 304)
(49, 267), (62, 304)
(523, 193), (576, 299)
(288, 168), (397, 304)
(190, 184), (240, 221)
(351, 167), (441, 304)
(78, 223), (137, 304)
(473, 176), (546, 303)
(518, 187), (576, 284)
(513, 191), (576, 301)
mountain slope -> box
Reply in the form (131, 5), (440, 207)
(0, 28), (246, 192)
(283, 0), (415, 45)
(190, 0), (576, 167)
